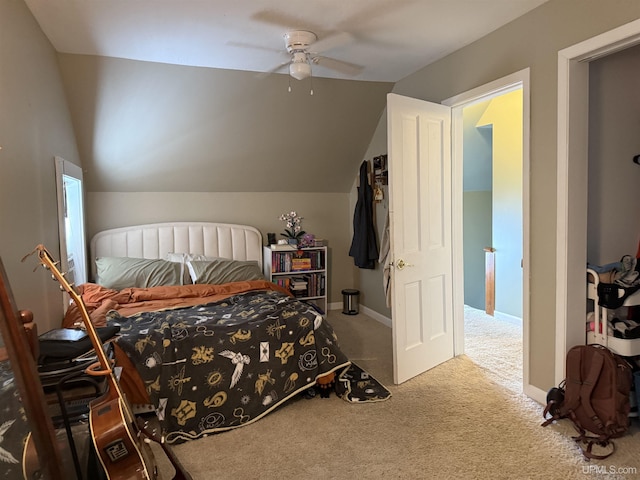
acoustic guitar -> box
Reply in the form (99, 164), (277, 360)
(28, 245), (193, 480)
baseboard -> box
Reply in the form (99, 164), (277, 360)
(523, 383), (547, 405)
(360, 305), (392, 328)
(494, 310), (522, 325)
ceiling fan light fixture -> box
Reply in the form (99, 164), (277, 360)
(289, 61), (311, 80)
(284, 31), (317, 53)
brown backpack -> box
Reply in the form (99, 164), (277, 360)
(542, 344), (632, 459)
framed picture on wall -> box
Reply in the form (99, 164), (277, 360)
(373, 154), (387, 173)
(373, 154), (388, 185)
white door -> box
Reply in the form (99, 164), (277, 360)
(387, 93), (454, 384)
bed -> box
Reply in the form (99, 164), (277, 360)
(62, 222), (351, 444)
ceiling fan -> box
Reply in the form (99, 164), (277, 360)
(228, 29), (364, 82)
(277, 30), (363, 81)
(244, 4), (414, 81)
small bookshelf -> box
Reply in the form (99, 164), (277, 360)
(263, 246), (327, 312)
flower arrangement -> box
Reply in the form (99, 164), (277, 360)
(279, 211), (305, 240)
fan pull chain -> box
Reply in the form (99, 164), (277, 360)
(310, 76), (314, 96)
(288, 76), (292, 93)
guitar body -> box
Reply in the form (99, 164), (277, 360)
(22, 432), (75, 480)
(22, 432), (41, 480)
(90, 393), (157, 480)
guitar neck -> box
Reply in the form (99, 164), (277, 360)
(32, 246), (128, 405)
(67, 287), (113, 371)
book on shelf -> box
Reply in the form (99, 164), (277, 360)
(290, 277), (307, 288)
(291, 257), (312, 271)
(270, 243), (297, 251)
(273, 277), (291, 290)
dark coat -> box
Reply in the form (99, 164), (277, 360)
(349, 161), (379, 269)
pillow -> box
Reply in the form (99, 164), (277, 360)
(187, 258), (264, 285)
(165, 252), (214, 284)
(95, 257), (182, 290)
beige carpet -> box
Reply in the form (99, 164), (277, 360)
(150, 308), (640, 480)
(464, 305), (523, 394)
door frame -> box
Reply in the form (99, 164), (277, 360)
(443, 68), (533, 399)
(555, 20), (640, 385)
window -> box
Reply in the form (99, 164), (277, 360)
(55, 157), (87, 296)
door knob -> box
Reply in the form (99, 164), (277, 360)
(396, 259), (413, 270)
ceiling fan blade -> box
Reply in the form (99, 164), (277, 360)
(257, 60), (291, 78)
(310, 32), (354, 54)
(225, 40), (284, 55)
(338, 0), (415, 29)
(312, 56), (363, 76)
(252, 10), (324, 33)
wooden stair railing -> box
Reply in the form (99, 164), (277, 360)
(484, 247), (496, 316)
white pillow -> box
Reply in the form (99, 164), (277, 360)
(165, 252), (215, 284)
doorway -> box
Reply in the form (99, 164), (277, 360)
(443, 67), (532, 397)
(556, 19), (640, 385)
(459, 88), (524, 393)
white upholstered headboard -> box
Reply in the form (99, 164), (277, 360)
(89, 222), (263, 281)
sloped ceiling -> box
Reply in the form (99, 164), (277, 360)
(31, 0), (549, 193)
(57, 54), (392, 192)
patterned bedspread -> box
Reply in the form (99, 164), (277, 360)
(0, 361), (31, 479)
(107, 289), (350, 443)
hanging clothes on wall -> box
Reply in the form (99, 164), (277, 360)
(378, 210), (391, 307)
(349, 160), (379, 269)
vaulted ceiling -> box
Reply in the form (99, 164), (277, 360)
(25, 0), (548, 193)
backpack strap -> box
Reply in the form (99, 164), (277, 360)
(559, 347), (586, 412)
(576, 350), (605, 432)
(557, 347), (605, 434)
(541, 401), (560, 427)
(572, 432), (616, 460)
(541, 383), (566, 427)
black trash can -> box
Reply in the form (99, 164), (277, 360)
(341, 289), (360, 315)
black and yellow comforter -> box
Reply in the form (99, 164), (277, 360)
(108, 289), (350, 444)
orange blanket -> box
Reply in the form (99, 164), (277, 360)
(63, 280), (292, 328)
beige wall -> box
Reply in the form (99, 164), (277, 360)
(478, 90), (523, 318)
(587, 43), (640, 265)
(463, 191), (492, 310)
(56, 54), (392, 195)
(359, 0), (640, 391)
(357, 109), (392, 317)
(86, 191), (353, 305)
(0, 0), (81, 332)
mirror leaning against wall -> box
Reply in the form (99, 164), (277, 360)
(55, 156), (87, 292)
(0, 257), (65, 479)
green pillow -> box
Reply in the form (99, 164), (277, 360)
(95, 257), (183, 290)
(187, 258), (264, 285)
